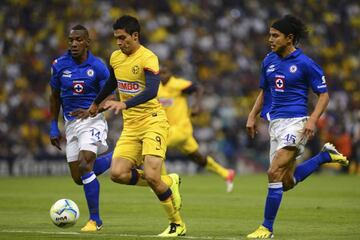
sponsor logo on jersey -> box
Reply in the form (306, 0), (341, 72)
(267, 64), (276, 72)
(274, 75), (285, 92)
(317, 76), (327, 89)
(117, 80), (141, 94)
(73, 81), (85, 94)
(158, 97), (174, 107)
(289, 65), (297, 73)
(62, 70), (72, 78)
(87, 69), (94, 77)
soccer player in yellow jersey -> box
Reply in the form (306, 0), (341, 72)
(87, 15), (186, 237)
(158, 65), (236, 192)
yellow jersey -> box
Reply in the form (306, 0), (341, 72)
(110, 45), (162, 123)
(158, 76), (193, 129)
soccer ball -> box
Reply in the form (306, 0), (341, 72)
(49, 199), (80, 228)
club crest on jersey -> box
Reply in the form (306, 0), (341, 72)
(62, 70), (72, 78)
(117, 80), (140, 94)
(132, 65), (140, 74)
(274, 75), (285, 92)
(87, 69), (94, 77)
(289, 65), (297, 73)
(73, 81), (85, 94)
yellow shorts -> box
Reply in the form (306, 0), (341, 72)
(167, 124), (199, 155)
(113, 110), (169, 166)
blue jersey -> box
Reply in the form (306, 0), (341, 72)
(260, 49), (327, 120)
(50, 51), (110, 121)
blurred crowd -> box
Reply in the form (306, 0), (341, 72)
(1, 0), (359, 174)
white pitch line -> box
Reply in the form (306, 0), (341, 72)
(0, 229), (241, 240)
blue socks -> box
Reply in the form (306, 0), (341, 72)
(261, 152), (331, 232)
(293, 151), (331, 184)
(93, 151), (112, 176)
(262, 182), (283, 232)
(81, 171), (102, 225)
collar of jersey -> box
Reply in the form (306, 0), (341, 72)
(282, 48), (302, 60)
(66, 50), (94, 66)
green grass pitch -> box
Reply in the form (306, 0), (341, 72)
(0, 174), (359, 239)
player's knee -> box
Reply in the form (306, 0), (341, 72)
(267, 167), (282, 182)
(110, 170), (129, 184)
(189, 152), (206, 167)
(78, 162), (90, 174)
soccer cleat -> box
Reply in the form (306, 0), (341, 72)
(322, 142), (349, 166)
(247, 225), (274, 239)
(226, 169), (236, 193)
(168, 173), (182, 211)
(158, 222), (186, 237)
(80, 220), (103, 232)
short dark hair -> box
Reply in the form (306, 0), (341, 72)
(272, 15), (308, 45)
(113, 15), (140, 36)
(71, 24), (89, 38)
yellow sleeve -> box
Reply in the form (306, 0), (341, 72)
(143, 54), (159, 74)
(109, 51), (117, 68)
(171, 77), (193, 91)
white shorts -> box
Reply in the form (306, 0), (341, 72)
(65, 114), (108, 162)
(268, 117), (308, 162)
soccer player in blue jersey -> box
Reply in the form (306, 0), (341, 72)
(245, 15), (349, 238)
(49, 25), (113, 232)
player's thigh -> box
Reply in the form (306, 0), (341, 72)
(167, 125), (187, 148)
(113, 130), (142, 167)
(142, 120), (169, 160)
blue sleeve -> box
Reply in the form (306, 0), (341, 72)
(306, 60), (327, 94)
(259, 62), (271, 120)
(50, 63), (60, 90)
(97, 63), (110, 89)
(259, 62), (268, 90)
(125, 70), (160, 109)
